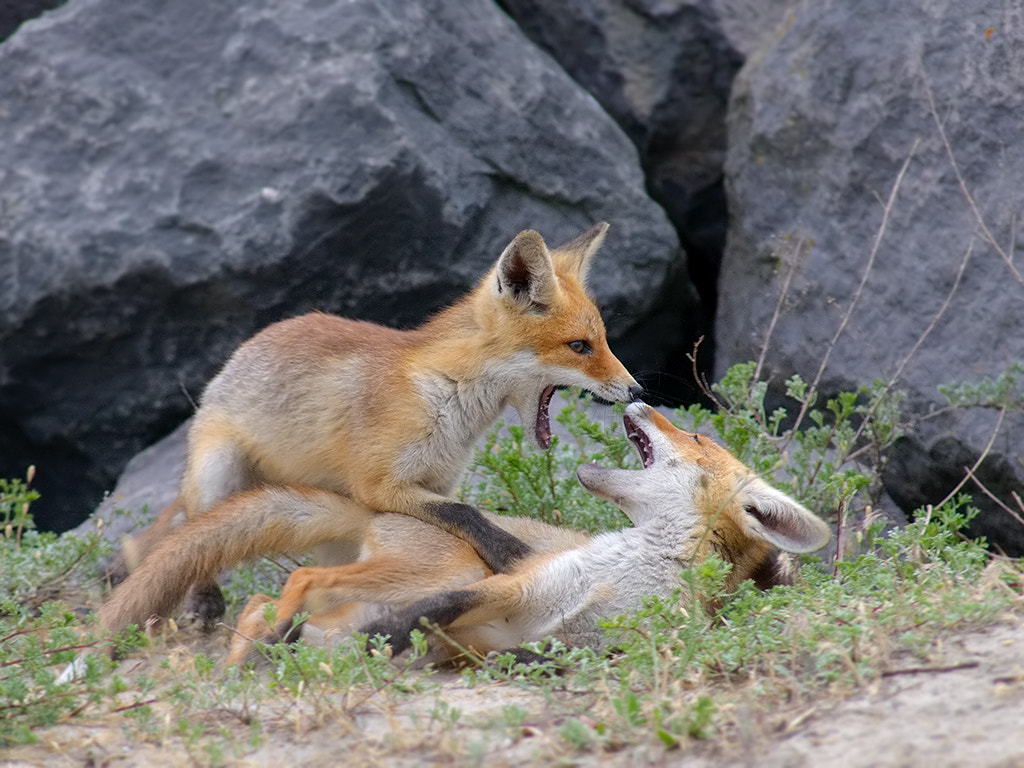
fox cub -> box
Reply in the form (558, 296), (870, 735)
(225, 402), (831, 665)
(100, 224), (642, 638)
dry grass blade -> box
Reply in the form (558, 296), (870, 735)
(880, 661), (980, 677)
(787, 140), (920, 440)
(846, 240), (974, 460)
(936, 406), (1007, 510)
(961, 468), (1024, 531)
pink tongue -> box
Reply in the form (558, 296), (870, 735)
(535, 386), (555, 448)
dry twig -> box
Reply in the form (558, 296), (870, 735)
(786, 141), (920, 441)
(923, 79), (1023, 286)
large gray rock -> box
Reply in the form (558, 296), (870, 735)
(717, 0), (1024, 552)
(0, 0), (685, 531)
(497, 0), (799, 389)
(0, 0), (64, 41)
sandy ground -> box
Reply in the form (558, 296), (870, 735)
(2, 619), (1023, 768)
(749, 620), (1024, 768)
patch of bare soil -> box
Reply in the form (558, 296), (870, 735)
(2, 620), (1023, 768)
(746, 620), (1024, 768)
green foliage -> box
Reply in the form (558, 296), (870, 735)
(1, 468), (39, 534)
(0, 601), (142, 747)
(0, 530), (110, 614)
(707, 361), (904, 518)
(1, 472), (110, 613)
(571, 496), (1009, 749)
(0, 483), (136, 747)
(461, 389), (636, 532)
(1, 361), (1020, 760)
(940, 361), (1024, 412)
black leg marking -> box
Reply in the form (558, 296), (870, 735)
(422, 501), (532, 573)
(183, 580), (227, 632)
(359, 589), (478, 656)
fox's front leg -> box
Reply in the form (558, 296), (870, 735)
(425, 500), (533, 573)
(386, 491), (532, 574)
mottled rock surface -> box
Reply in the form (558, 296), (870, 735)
(0, 0), (684, 529)
(499, 0), (799, 384)
(716, 0), (1024, 552)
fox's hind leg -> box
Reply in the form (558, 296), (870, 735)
(228, 538), (491, 664)
(177, 425), (259, 629)
(357, 572), (532, 660)
(105, 424), (257, 628)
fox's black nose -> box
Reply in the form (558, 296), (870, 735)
(627, 384), (645, 403)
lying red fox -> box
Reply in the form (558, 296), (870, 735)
(226, 402), (831, 665)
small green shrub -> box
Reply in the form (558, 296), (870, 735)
(1, 362), (1020, 759)
(461, 389), (635, 532)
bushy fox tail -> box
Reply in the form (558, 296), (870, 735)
(98, 486), (374, 639)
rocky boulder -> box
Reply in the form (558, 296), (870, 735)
(0, 0), (686, 531)
(0, 0), (64, 41)
(498, 0), (799, 388)
(716, 0), (1024, 552)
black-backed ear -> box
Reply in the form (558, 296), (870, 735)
(551, 222), (609, 284)
(495, 229), (557, 312)
(739, 478), (832, 553)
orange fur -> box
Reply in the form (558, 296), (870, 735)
(225, 404), (831, 666)
(100, 225), (640, 640)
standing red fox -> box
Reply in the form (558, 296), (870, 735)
(213, 402), (830, 664)
(99, 223), (642, 636)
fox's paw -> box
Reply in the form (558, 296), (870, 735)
(182, 581), (227, 632)
(479, 530), (533, 574)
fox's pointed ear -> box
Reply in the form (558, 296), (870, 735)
(494, 230), (557, 312)
(552, 222), (609, 284)
(739, 478), (832, 553)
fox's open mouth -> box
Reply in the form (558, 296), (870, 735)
(536, 385), (556, 449)
(624, 414), (654, 468)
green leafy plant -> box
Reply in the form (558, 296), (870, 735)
(461, 389), (635, 532)
(1, 468), (110, 613)
(1, 467), (39, 538)
(940, 361), (1024, 413)
(1, 361), (1021, 761)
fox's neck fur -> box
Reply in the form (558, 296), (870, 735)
(407, 289), (539, 423)
(392, 295), (537, 490)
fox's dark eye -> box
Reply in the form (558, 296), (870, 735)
(691, 434), (701, 444)
(567, 340), (592, 355)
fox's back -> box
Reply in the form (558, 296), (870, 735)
(195, 313), (417, 491)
